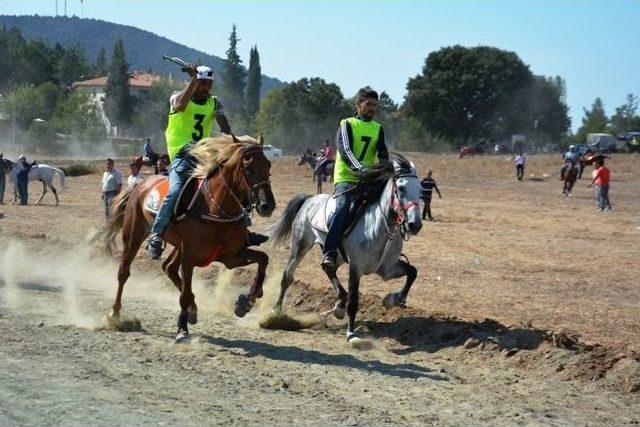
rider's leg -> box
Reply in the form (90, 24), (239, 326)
(148, 156), (191, 259)
(321, 182), (355, 269)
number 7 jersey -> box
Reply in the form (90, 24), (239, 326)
(165, 96), (217, 161)
(334, 116), (382, 184)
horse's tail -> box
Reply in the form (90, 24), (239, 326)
(89, 185), (136, 251)
(266, 194), (312, 247)
(54, 168), (66, 188)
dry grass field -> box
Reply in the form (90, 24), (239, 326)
(0, 152), (638, 425)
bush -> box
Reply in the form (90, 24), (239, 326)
(60, 163), (96, 177)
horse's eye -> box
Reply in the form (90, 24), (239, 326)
(398, 185), (405, 193)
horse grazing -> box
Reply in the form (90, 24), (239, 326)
(297, 152), (334, 194)
(94, 135), (276, 342)
(3, 159), (65, 206)
(269, 154), (423, 347)
(562, 160), (577, 197)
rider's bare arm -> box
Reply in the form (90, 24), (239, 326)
(216, 115), (231, 135)
(172, 66), (198, 112)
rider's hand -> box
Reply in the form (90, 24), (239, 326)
(182, 63), (197, 78)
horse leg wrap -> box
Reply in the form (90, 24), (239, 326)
(250, 272), (266, 299)
(177, 313), (189, 331)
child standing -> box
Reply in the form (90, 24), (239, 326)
(420, 169), (442, 221)
(590, 158), (611, 211)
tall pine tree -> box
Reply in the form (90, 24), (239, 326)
(245, 45), (261, 119)
(104, 39), (133, 133)
(576, 97), (608, 142)
(220, 24), (246, 117)
(96, 47), (107, 75)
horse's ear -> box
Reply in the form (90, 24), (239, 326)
(257, 134), (264, 145)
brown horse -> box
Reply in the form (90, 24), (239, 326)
(459, 146), (475, 158)
(133, 153), (169, 175)
(95, 135), (276, 342)
(562, 160), (577, 197)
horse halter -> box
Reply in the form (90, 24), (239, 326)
(390, 170), (420, 226)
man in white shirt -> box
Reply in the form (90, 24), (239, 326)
(101, 158), (122, 219)
(514, 152), (526, 181)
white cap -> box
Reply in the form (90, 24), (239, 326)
(196, 66), (213, 81)
(18, 154), (26, 160)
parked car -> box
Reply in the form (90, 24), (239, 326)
(262, 145), (283, 159)
(586, 133), (618, 153)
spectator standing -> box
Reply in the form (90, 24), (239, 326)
(16, 155), (34, 205)
(590, 157), (612, 211)
(101, 158), (122, 219)
(514, 152), (526, 181)
(0, 153), (6, 205)
(420, 169), (442, 221)
(157, 157), (169, 176)
(127, 163), (145, 187)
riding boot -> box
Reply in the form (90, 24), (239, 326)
(246, 232), (269, 247)
(321, 251), (337, 270)
(148, 234), (165, 260)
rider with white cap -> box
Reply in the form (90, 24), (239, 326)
(148, 64), (231, 258)
(561, 144), (581, 180)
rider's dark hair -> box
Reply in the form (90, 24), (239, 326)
(356, 87), (378, 104)
(106, 158), (114, 163)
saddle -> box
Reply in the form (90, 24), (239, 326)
(311, 182), (385, 234)
(143, 176), (202, 220)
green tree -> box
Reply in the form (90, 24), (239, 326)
(245, 45), (261, 119)
(0, 82), (62, 129)
(220, 24), (246, 117)
(609, 94), (640, 135)
(576, 98), (609, 143)
(55, 46), (89, 85)
(254, 77), (351, 152)
(96, 47), (108, 75)
(404, 45), (533, 147)
(131, 77), (182, 140)
(104, 38), (134, 132)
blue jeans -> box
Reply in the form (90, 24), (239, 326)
(17, 176), (28, 205)
(151, 156), (194, 235)
(103, 190), (118, 219)
(323, 182), (356, 256)
(596, 184), (611, 209)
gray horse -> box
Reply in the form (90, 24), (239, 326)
(268, 154), (423, 347)
(4, 159), (65, 205)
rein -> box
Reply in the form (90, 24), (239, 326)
(378, 172), (420, 242)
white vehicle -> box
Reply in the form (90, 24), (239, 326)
(262, 145), (283, 159)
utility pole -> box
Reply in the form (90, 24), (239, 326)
(55, 0), (58, 16)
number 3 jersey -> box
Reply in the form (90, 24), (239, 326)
(165, 94), (224, 161)
(334, 116), (389, 184)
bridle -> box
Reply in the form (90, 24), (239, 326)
(380, 169), (420, 241)
(206, 145), (271, 223)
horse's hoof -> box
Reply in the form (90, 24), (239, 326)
(347, 334), (373, 350)
(187, 310), (198, 325)
(234, 294), (253, 318)
(175, 330), (190, 344)
(383, 292), (406, 308)
(332, 301), (346, 319)
(108, 310), (120, 320)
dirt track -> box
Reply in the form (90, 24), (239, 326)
(1, 154), (639, 425)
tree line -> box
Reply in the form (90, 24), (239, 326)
(1, 23), (638, 155)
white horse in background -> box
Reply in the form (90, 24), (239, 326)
(3, 159), (66, 206)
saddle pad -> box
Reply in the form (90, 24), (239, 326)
(143, 176), (202, 217)
(143, 178), (170, 215)
(310, 196), (336, 233)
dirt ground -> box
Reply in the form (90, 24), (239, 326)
(1, 153), (639, 426)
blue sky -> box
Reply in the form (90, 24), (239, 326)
(2, 0), (639, 131)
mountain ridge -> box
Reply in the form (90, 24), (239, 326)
(0, 15), (285, 97)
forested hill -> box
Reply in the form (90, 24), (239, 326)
(0, 15), (285, 97)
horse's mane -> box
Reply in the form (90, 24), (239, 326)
(190, 134), (259, 179)
(353, 152), (413, 184)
